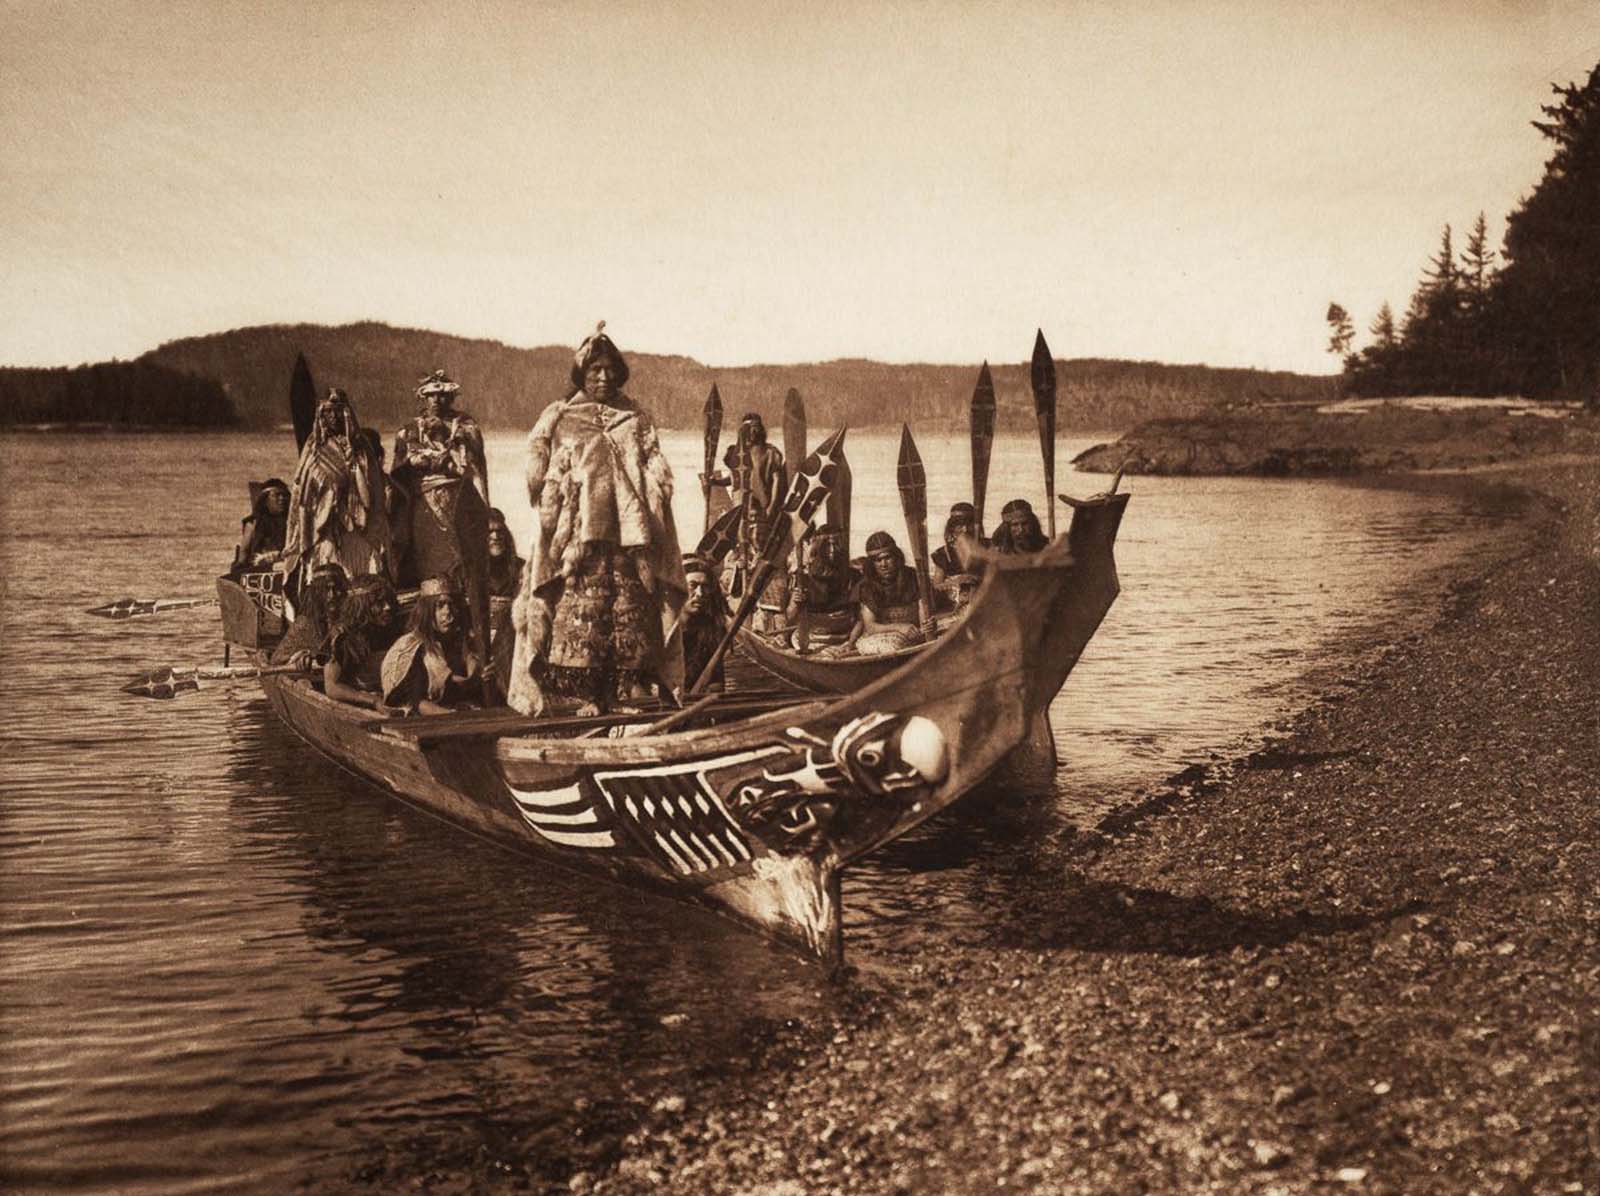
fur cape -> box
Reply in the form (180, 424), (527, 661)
(507, 394), (687, 715)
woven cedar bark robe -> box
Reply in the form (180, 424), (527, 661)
(283, 425), (390, 581)
(507, 395), (687, 715)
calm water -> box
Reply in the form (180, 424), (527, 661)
(0, 429), (1521, 1193)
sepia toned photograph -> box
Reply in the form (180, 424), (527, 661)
(2, 2), (1597, 1193)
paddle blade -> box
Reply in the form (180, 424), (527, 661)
(702, 383), (722, 479)
(970, 361), (996, 529)
(696, 504), (742, 565)
(121, 666), (199, 700)
(896, 424), (927, 526)
(1031, 330), (1058, 538)
(86, 597), (153, 620)
(826, 431), (852, 551)
(290, 353), (318, 453)
(783, 387), (806, 477)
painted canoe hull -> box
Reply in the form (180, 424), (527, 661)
(216, 573), (286, 650)
(254, 493), (1129, 963)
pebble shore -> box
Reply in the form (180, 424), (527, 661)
(482, 461), (1600, 1195)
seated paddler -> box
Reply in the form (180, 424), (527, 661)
(270, 562), (349, 671)
(322, 574), (402, 710)
(931, 502), (985, 587)
(991, 497), (1049, 554)
(846, 530), (933, 656)
(507, 324), (686, 718)
(784, 523), (859, 653)
(381, 576), (484, 715)
(232, 478), (290, 573)
(678, 552), (730, 693)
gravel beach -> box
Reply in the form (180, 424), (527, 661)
(473, 461), (1599, 1196)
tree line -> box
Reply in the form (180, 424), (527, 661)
(0, 360), (236, 426)
(137, 320), (1333, 434)
(1326, 60), (1600, 406)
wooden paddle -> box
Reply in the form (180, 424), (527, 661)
(970, 360), (996, 532)
(695, 504), (742, 566)
(121, 662), (309, 699)
(701, 383), (722, 533)
(783, 388), (806, 483)
(86, 595), (218, 620)
(1031, 330), (1058, 540)
(290, 352), (318, 454)
(827, 430), (852, 553)
(690, 427), (848, 696)
(896, 424), (935, 627)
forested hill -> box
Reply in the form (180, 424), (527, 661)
(139, 322), (1336, 432)
(0, 360), (235, 427)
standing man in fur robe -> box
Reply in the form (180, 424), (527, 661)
(507, 325), (686, 717)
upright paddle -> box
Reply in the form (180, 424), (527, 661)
(896, 425), (935, 628)
(783, 388), (807, 565)
(290, 352), (318, 454)
(1031, 329), (1058, 540)
(827, 431), (852, 552)
(783, 388), (806, 483)
(701, 383), (723, 533)
(86, 595), (218, 620)
(694, 504), (742, 567)
(690, 427), (848, 696)
(970, 361), (996, 533)
(121, 662), (310, 700)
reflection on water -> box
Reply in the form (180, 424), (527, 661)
(0, 430), (1520, 1194)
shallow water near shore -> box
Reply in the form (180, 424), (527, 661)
(0, 429), (1526, 1194)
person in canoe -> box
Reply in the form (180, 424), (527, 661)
(507, 323), (686, 718)
(678, 552), (730, 692)
(991, 497), (1049, 554)
(391, 369), (491, 684)
(269, 562), (349, 670)
(485, 508), (525, 699)
(846, 530), (932, 655)
(931, 502), (984, 586)
(784, 523), (859, 652)
(322, 573), (403, 710)
(381, 576), (485, 714)
(736, 411), (788, 628)
(282, 388), (392, 586)
(232, 478), (290, 573)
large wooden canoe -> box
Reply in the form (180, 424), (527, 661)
(253, 492), (1128, 964)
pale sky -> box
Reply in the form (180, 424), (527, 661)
(3, 1), (1597, 373)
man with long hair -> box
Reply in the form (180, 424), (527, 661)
(991, 498), (1049, 554)
(508, 324), (686, 717)
(322, 574), (402, 709)
(283, 388), (391, 583)
(380, 577), (484, 715)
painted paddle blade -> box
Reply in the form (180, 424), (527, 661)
(702, 383), (723, 532)
(695, 504), (742, 565)
(690, 426), (848, 696)
(826, 430), (852, 553)
(86, 596), (216, 619)
(290, 353), (318, 453)
(783, 387), (806, 482)
(122, 666), (200, 699)
(1031, 330), (1058, 539)
(970, 361), (996, 531)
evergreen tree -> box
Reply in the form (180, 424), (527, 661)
(1325, 303), (1355, 359)
(1497, 60), (1600, 403)
(1369, 303), (1398, 349)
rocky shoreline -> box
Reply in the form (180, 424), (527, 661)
(1073, 406), (1600, 477)
(381, 459), (1598, 1195)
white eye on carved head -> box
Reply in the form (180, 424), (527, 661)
(855, 742), (885, 769)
